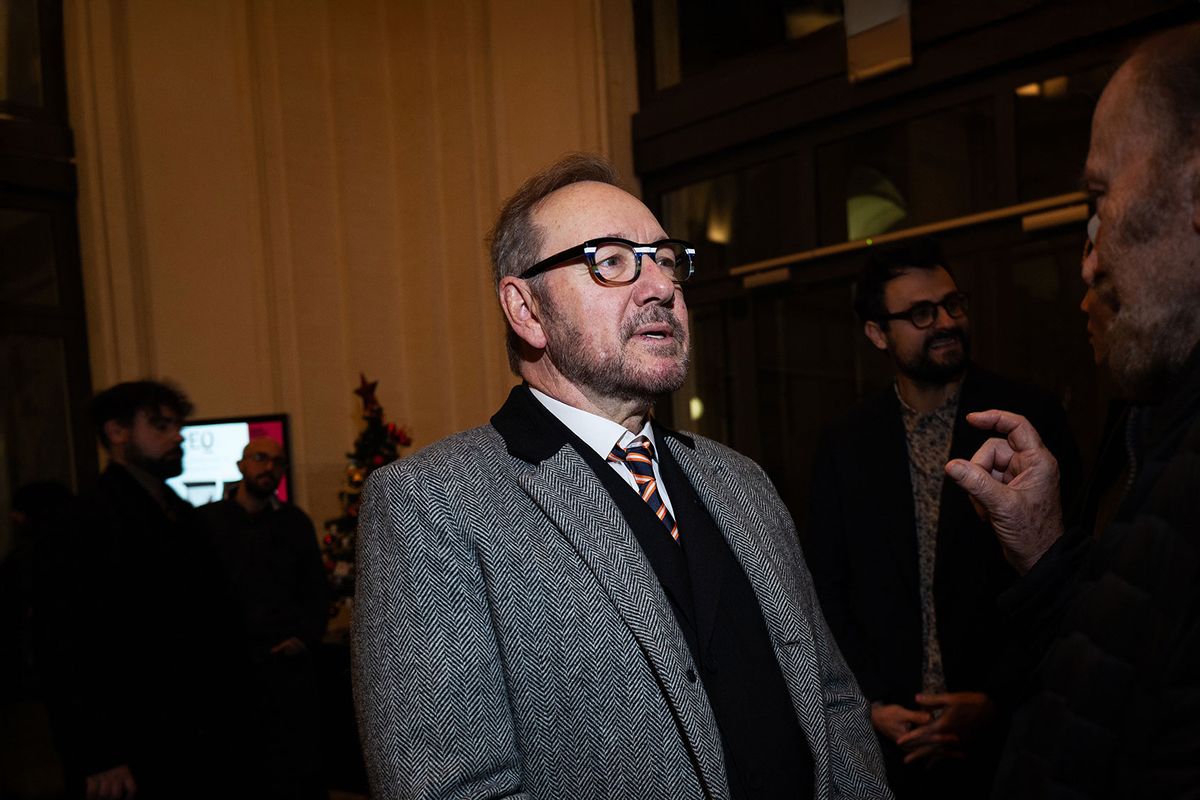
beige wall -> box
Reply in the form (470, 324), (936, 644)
(65, 0), (638, 521)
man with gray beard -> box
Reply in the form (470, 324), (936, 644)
(352, 153), (891, 800)
(946, 22), (1200, 798)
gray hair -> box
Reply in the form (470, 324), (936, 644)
(488, 153), (622, 374)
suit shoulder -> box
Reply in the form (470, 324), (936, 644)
(818, 386), (896, 440)
(672, 430), (772, 484)
(364, 424), (504, 488)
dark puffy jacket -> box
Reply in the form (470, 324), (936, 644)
(993, 345), (1200, 798)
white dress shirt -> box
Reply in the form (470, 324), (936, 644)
(529, 387), (676, 517)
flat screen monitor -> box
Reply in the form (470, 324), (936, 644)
(166, 414), (292, 507)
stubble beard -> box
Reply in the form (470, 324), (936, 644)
(244, 473), (280, 499)
(128, 442), (184, 480)
(1102, 179), (1200, 403)
(895, 327), (971, 386)
(541, 300), (690, 406)
(1106, 275), (1200, 403)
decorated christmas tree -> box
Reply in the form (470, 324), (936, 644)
(322, 374), (411, 634)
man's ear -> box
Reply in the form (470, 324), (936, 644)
(103, 419), (131, 448)
(864, 320), (890, 352)
(498, 276), (548, 351)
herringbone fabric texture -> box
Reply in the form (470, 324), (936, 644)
(608, 437), (679, 541)
(353, 420), (892, 800)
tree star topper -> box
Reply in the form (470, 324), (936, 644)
(354, 373), (381, 413)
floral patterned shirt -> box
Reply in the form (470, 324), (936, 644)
(897, 384), (961, 694)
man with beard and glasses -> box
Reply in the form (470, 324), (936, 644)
(946, 22), (1200, 798)
(35, 381), (251, 799)
(353, 153), (892, 800)
(200, 436), (329, 800)
(804, 240), (1079, 800)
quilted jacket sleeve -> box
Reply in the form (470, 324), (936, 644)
(352, 462), (533, 800)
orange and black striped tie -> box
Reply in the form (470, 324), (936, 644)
(608, 436), (679, 542)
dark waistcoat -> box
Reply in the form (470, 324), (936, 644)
(574, 428), (814, 800)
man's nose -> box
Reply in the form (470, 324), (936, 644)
(632, 255), (676, 303)
(933, 305), (957, 328)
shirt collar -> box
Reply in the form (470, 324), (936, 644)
(895, 382), (961, 428)
(529, 387), (657, 462)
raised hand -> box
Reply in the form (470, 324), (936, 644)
(945, 409), (1064, 574)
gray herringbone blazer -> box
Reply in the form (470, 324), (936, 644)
(353, 391), (891, 800)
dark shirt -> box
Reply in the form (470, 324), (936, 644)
(200, 497), (329, 659)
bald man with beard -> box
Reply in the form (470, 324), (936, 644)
(946, 22), (1200, 798)
(201, 437), (330, 800)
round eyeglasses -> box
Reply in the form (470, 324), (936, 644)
(518, 237), (696, 286)
(248, 452), (288, 469)
(876, 291), (970, 329)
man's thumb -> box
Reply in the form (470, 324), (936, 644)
(945, 459), (1001, 510)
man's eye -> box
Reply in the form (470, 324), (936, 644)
(656, 256), (677, 268)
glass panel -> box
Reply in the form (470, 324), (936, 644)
(672, 305), (731, 444)
(0, 208), (59, 305)
(653, 0), (843, 90)
(0, 0), (44, 108)
(816, 99), (997, 245)
(1014, 63), (1114, 201)
(660, 155), (806, 275)
(0, 334), (76, 556)
(751, 269), (892, 526)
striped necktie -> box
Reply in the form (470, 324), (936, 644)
(608, 436), (679, 542)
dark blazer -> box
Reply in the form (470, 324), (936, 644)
(353, 386), (892, 799)
(804, 367), (1081, 707)
(35, 464), (250, 797)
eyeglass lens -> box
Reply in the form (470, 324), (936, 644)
(910, 294), (968, 328)
(590, 241), (690, 285)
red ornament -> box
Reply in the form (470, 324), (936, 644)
(372, 455), (384, 465)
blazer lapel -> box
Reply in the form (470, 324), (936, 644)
(518, 447), (691, 666)
(937, 371), (986, 577)
(665, 435), (810, 640)
(872, 394), (921, 594)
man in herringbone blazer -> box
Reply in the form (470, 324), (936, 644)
(353, 154), (892, 800)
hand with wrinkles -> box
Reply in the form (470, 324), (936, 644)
(85, 764), (137, 800)
(945, 409), (1064, 574)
